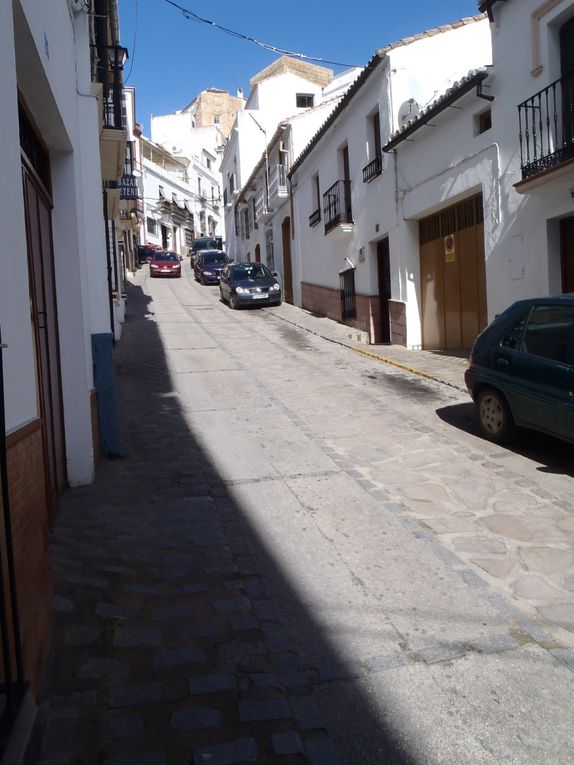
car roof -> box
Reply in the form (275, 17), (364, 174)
(512, 294), (574, 308)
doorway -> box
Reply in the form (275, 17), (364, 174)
(560, 216), (574, 292)
(281, 217), (293, 303)
(376, 239), (391, 343)
(419, 194), (487, 350)
(20, 111), (67, 515)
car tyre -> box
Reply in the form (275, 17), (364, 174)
(477, 387), (515, 443)
(229, 295), (239, 310)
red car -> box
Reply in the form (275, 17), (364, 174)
(149, 251), (181, 278)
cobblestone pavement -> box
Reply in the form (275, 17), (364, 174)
(25, 262), (574, 764)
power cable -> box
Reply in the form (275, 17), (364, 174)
(162, 0), (365, 69)
(124, 0), (138, 84)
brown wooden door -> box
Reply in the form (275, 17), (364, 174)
(561, 217), (574, 292)
(420, 239), (445, 349)
(377, 239), (391, 343)
(419, 195), (487, 351)
(22, 164), (67, 514)
(281, 218), (293, 303)
(255, 244), (261, 263)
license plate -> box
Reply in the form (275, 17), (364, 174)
(252, 293), (267, 299)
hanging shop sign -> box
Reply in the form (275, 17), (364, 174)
(118, 174), (143, 200)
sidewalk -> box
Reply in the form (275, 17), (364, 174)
(264, 302), (470, 393)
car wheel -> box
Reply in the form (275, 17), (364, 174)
(229, 295), (239, 310)
(477, 388), (515, 443)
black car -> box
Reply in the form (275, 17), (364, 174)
(219, 262), (282, 309)
(193, 250), (229, 284)
(465, 295), (574, 443)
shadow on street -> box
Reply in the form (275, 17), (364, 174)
(25, 280), (413, 764)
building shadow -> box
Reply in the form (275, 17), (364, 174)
(26, 279), (417, 764)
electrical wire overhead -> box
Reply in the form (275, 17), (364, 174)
(162, 0), (364, 69)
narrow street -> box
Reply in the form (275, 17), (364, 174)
(28, 259), (574, 765)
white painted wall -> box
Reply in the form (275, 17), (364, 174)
(290, 17), (492, 346)
(0, 0), (39, 434)
(3, 0), (114, 483)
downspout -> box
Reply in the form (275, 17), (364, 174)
(102, 186), (115, 339)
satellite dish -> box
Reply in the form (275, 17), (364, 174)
(397, 98), (421, 127)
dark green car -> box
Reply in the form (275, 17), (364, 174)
(465, 295), (574, 443)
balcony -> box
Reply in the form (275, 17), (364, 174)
(517, 71), (574, 190)
(362, 155), (383, 183)
(268, 164), (288, 201)
(255, 190), (274, 222)
(93, 45), (128, 181)
(323, 180), (353, 235)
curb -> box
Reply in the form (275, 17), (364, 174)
(264, 307), (467, 393)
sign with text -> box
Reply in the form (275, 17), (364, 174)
(118, 174), (143, 200)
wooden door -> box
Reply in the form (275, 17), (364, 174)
(420, 239), (445, 349)
(22, 164), (67, 514)
(376, 239), (391, 343)
(281, 218), (293, 303)
(255, 244), (261, 263)
(560, 217), (574, 292)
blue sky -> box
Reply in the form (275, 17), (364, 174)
(119, 0), (481, 135)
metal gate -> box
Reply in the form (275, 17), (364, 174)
(340, 268), (357, 320)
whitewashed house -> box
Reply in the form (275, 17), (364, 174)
(139, 138), (196, 255)
(0, 0), (128, 732)
(234, 95), (355, 302)
(377, 0), (574, 351)
(221, 57), (337, 261)
(288, 16), (491, 346)
(477, 0), (574, 309)
(150, 117), (227, 246)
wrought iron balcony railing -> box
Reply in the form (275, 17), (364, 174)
(309, 208), (321, 227)
(92, 45), (128, 130)
(518, 71), (574, 180)
(323, 180), (353, 234)
(268, 164), (288, 200)
(362, 155), (383, 183)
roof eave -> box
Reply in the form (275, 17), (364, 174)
(383, 70), (489, 153)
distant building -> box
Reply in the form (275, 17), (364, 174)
(179, 87), (245, 139)
(221, 56), (356, 261)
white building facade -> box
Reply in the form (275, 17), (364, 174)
(378, 0), (574, 351)
(221, 57), (337, 261)
(0, 0), (127, 723)
(288, 16), (492, 347)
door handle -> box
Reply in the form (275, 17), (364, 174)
(495, 357), (509, 367)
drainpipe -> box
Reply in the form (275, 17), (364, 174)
(102, 186), (116, 340)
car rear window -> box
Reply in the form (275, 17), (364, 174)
(522, 305), (574, 363)
(201, 253), (227, 264)
(501, 304), (574, 363)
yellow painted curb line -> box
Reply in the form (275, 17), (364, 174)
(265, 308), (467, 392)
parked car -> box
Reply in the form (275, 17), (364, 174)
(219, 262), (282, 309)
(465, 295), (574, 443)
(193, 250), (230, 284)
(149, 250), (181, 278)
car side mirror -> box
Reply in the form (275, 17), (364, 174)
(272, 272), (278, 277)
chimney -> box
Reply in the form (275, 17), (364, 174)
(237, 88), (244, 99)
